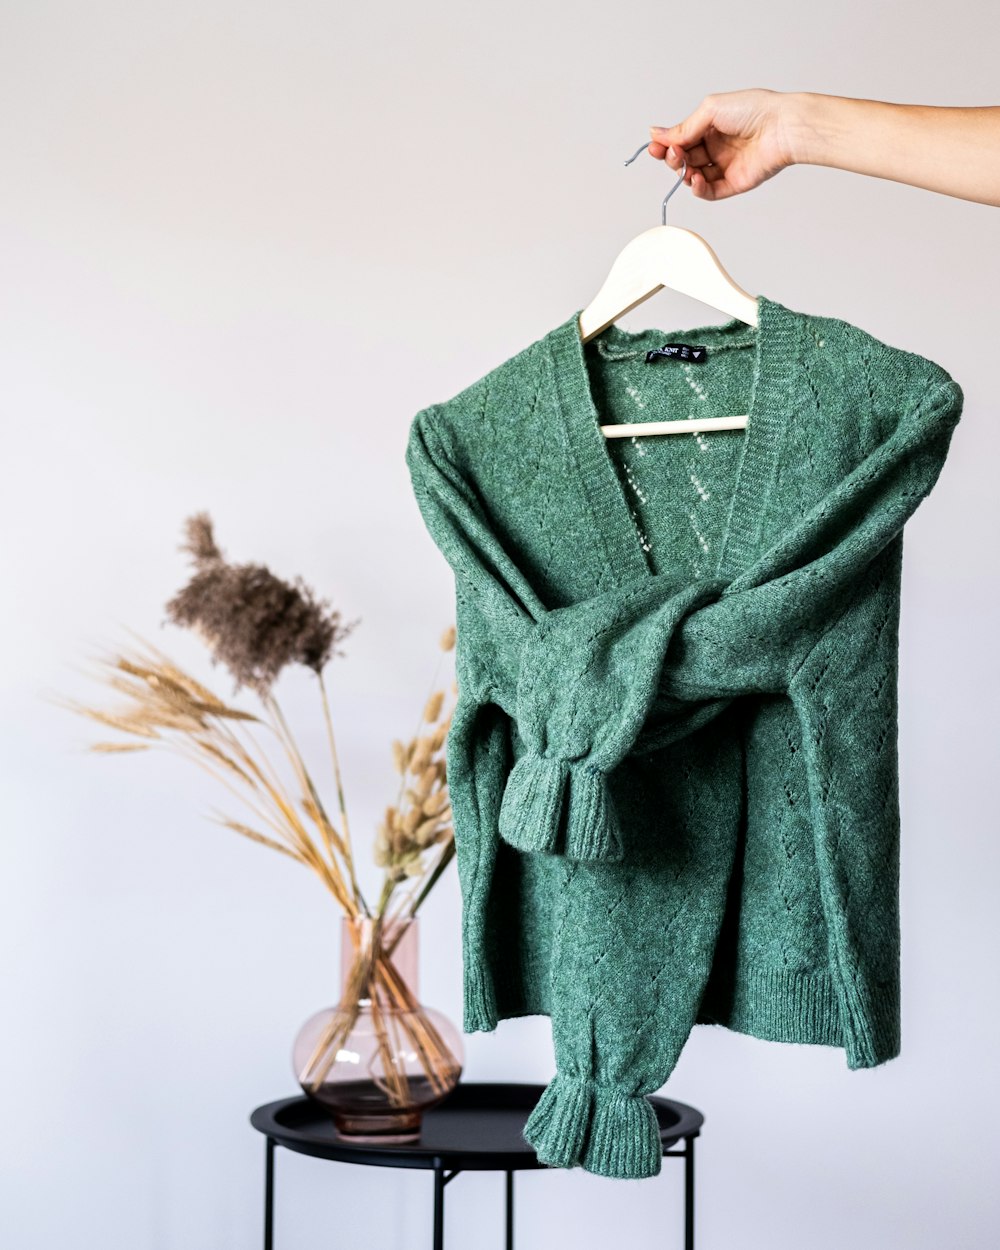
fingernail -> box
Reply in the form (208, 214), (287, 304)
(650, 125), (668, 134)
(667, 147), (676, 160)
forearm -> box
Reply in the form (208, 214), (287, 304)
(785, 92), (1000, 207)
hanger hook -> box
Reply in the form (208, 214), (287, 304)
(624, 139), (687, 225)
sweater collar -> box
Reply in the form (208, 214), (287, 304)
(546, 293), (804, 586)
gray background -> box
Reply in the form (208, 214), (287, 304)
(2, 2), (997, 1247)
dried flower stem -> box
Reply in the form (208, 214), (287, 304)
(390, 838), (457, 923)
(316, 670), (365, 913)
(171, 737), (353, 908)
(260, 690), (362, 917)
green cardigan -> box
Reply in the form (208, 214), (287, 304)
(404, 294), (963, 1179)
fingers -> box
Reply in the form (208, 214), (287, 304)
(688, 166), (736, 202)
(657, 139), (708, 169)
(649, 134), (716, 185)
(649, 96), (717, 155)
(650, 153), (730, 202)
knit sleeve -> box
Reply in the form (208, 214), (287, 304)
(784, 534), (905, 1068)
(404, 403), (539, 713)
(496, 376), (964, 862)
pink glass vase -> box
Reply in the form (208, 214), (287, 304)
(292, 914), (463, 1143)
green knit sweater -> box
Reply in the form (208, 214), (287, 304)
(404, 294), (964, 1180)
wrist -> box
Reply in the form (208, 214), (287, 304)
(779, 91), (837, 168)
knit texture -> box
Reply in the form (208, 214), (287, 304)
(404, 294), (964, 1179)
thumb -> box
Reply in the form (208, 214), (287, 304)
(649, 98), (716, 150)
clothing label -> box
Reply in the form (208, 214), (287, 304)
(644, 343), (708, 364)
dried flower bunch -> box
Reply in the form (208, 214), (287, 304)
(376, 674), (454, 890)
(60, 512), (457, 929)
(58, 512), (461, 1105)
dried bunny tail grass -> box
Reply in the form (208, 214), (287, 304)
(417, 763), (438, 795)
(408, 736), (435, 775)
(373, 822), (392, 867)
(413, 816), (444, 846)
(378, 624), (460, 918)
(423, 691), (444, 723)
(421, 790), (449, 817)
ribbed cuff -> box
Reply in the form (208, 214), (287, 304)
(498, 753), (566, 853)
(523, 1073), (663, 1179)
(497, 753), (623, 863)
(583, 1086), (662, 1179)
(565, 763), (623, 861)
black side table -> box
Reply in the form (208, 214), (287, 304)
(250, 1081), (704, 1250)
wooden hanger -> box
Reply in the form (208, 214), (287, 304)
(578, 140), (758, 440)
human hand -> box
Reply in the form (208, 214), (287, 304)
(647, 88), (801, 201)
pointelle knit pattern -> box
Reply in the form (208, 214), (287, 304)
(403, 293), (964, 1179)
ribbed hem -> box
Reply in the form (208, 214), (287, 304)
(697, 959), (900, 1068)
(467, 942), (900, 1068)
(711, 963), (845, 1047)
(839, 964), (902, 1070)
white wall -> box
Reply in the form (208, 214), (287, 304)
(2, 3), (998, 1247)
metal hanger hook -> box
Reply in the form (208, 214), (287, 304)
(624, 139), (687, 225)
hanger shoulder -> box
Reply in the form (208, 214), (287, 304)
(579, 225), (758, 343)
(577, 216), (760, 437)
(576, 223), (757, 437)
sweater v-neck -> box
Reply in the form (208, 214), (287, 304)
(546, 293), (804, 586)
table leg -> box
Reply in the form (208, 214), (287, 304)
(433, 1167), (445, 1250)
(684, 1135), (695, 1250)
(264, 1136), (276, 1250)
(505, 1171), (514, 1250)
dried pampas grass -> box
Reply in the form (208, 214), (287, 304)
(59, 511), (459, 927)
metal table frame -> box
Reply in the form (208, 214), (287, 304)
(250, 1082), (703, 1250)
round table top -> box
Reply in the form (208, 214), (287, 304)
(250, 1081), (704, 1172)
